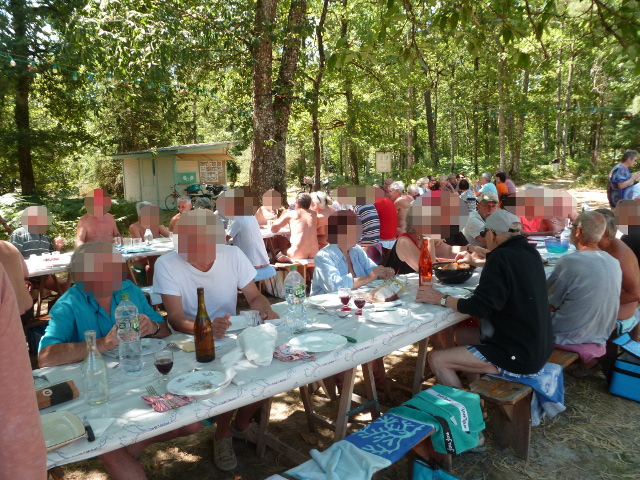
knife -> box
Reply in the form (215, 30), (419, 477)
(83, 416), (95, 442)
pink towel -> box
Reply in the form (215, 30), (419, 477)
(273, 345), (317, 362)
(554, 343), (606, 364)
(141, 393), (194, 412)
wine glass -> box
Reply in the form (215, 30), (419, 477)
(353, 293), (366, 316)
(338, 287), (352, 312)
(154, 350), (174, 383)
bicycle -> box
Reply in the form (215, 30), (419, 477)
(164, 184), (182, 210)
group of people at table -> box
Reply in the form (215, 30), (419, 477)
(2, 165), (640, 479)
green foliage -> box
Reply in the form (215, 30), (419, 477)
(226, 160), (241, 186)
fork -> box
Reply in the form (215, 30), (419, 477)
(147, 385), (180, 408)
(33, 373), (49, 383)
(166, 342), (179, 349)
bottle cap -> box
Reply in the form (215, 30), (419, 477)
(120, 293), (130, 301)
(290, 265), (297, 272)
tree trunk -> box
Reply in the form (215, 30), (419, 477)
(424, 89), (438, 168)
(561, 48), (575, 171)
(449, 65), (455, 172)
(272, 0), (308, 195)
(10, 0), (36, 194)
(311, 0), (329, 191)
(249, 0), (278, 200)
(513, 70), (529, 177)
(406, 86), (414, 168)
(497, 55), (507, 171)
(345, 75), (359, 184)
(555, 50), (563, 162)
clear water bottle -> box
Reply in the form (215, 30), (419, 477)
(82, 330), (109, 405)
(284, 265), (307, 332)
(144, 228), (153, 246)
(115, 293), (142, 374)
(560, 218), (571, 243)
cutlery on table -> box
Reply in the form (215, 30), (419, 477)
(33, 373), (49, 383)
(82, 416), (95, 442)
(146, 385), (179, 408)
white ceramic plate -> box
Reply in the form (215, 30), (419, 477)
(306, 297), (344, 310)
(41, 411), (86, 451)
(364, 309), (409, 325)
(167, 370), (229, 396)
(288, 332), (348, 352)
(529, 236), (551, 242)
(103, 338), (167, 358)
(227, 315), (250, 332)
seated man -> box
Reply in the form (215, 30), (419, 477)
(37, 242), (188, 480)
(10, 205), (67, 294)
(473, 172), (498, 197)
(547, 211), (621, 372)
(76, 188), (121, 245)
(310, 191), (335, 249)
(219, 188), (270, 269)
(129, 202), (171, 239)
(418, 209), (553, 389)
(154, 209), (278, 471)
(388, 181), (414, 235)
(596, 208), (640, 377)
(311, 210), (394, 296)
(0, 240), (33, 317)
(0, 263), (47, 479)
(271, 192), (319, 261)
(462, 192), (499, 247)
(169, 196), (193, 232)
(255, 189), (282, 226)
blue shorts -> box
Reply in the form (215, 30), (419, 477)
(466, 346), (543, 378)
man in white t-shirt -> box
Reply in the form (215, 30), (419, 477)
(462, 192), (501, 246)
(153, 209), (278, 472)
(219, 188), (270, 268)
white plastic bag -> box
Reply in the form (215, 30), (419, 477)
(236, 323), (278, 366)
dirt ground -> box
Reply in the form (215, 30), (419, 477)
(56, 176), (640, 480)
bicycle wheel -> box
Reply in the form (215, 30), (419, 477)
(165, 193), (178, 210)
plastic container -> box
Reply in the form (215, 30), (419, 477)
(144, 228), (153, 246)
(115, 293), (142, 374)
(544, 238), (570, 254)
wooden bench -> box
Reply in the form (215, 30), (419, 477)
(469, 349), (579, 459)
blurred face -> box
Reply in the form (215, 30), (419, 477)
(388, 189), (401, 201)
(75, 250), (123, 297)
(327, 211), (363, 249)
(503, 188), (576, 220)
(22, 205), (51, 235)
(262, 189), (282, 210)
(177, 200), (192, 214)
(217, 188), (258, 219)
(409, 191), (469, 239)
(175, 210), (224, 265)
(477, 201), (498, 218)
(139, 205), (160, 227)
(85, 189), (112, 217)
(383, 179), (394, 193)
(615, 200), (640, 235)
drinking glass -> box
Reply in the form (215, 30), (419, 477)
(124, 237), (133, 248)
(338, 287), (352, 311)
(353, 293), (366, 316)
(132, 238), (142, 246)
(242, 310), (261, 327)
(113, 236), (123, 248)
(154, 350), (174, 383)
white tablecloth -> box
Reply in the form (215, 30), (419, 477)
(38, 273), (469, 468)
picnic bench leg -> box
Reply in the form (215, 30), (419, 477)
(412, 338), (430, 395)
(334, 367), (357, 441)
(48, 467), (65, 479)
(493, 392), (532, 460)
(361, 361), (381, 420)
(410, 437), (453, 473)
(374, 357), (392, 400)
(299, 385), (319, 433)
(256, 397), (273, 457)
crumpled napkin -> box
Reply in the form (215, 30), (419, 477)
(363, 308), (409, 325)
(141, 393), (194, 412)
(274, 345), (317, 362)
(236, 323), (278, 366)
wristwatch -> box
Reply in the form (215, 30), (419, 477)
(440, 294), (450, 307)
(153, 322), (161, 336)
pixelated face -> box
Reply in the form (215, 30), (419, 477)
(327, 211), (363, 248)
(477, 201), (498, 218)
(85, 189), (112, 217)
(177, 200), (192, 214)
(503, 188), (576, 220)
(331, 186), (385, 206)
(408, 191), (469, 239)
(216, 188), (257, 219)
(383, 179), (394, 193)
(615, 200), (640, 235)
(74, 250), (123, 296)
(175, 210), (224, 265)
(21, 205), (51, 235)
(139, 205), (161, 226)
(262, 189), (282, 210)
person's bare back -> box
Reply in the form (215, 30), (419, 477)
(287, 208), (319, 259)
(395, 194), (414, 235)
(76, 213), (120, 245)
(0, 241), (33, 314)
(603, 238), (640, 320)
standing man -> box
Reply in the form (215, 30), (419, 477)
(169, 196), (193, 232)
(271, 192), (319, 261)
(417, 209), (553, 388)
(607, 150), (640, 207)
(76, 188), (121, 245)
(462, 192), (500, 247)
(388, 181), (414, 236)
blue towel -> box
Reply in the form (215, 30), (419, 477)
(489, 362), (566, 426)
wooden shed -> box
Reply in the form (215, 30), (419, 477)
(112, 142), (236, 208)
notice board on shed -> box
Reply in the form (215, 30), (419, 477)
(199, 160), (226, 184)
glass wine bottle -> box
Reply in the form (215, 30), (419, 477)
(82, 330), (110, 405)
(194, 287), (215, 362)
(419, 238), (433, 287)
